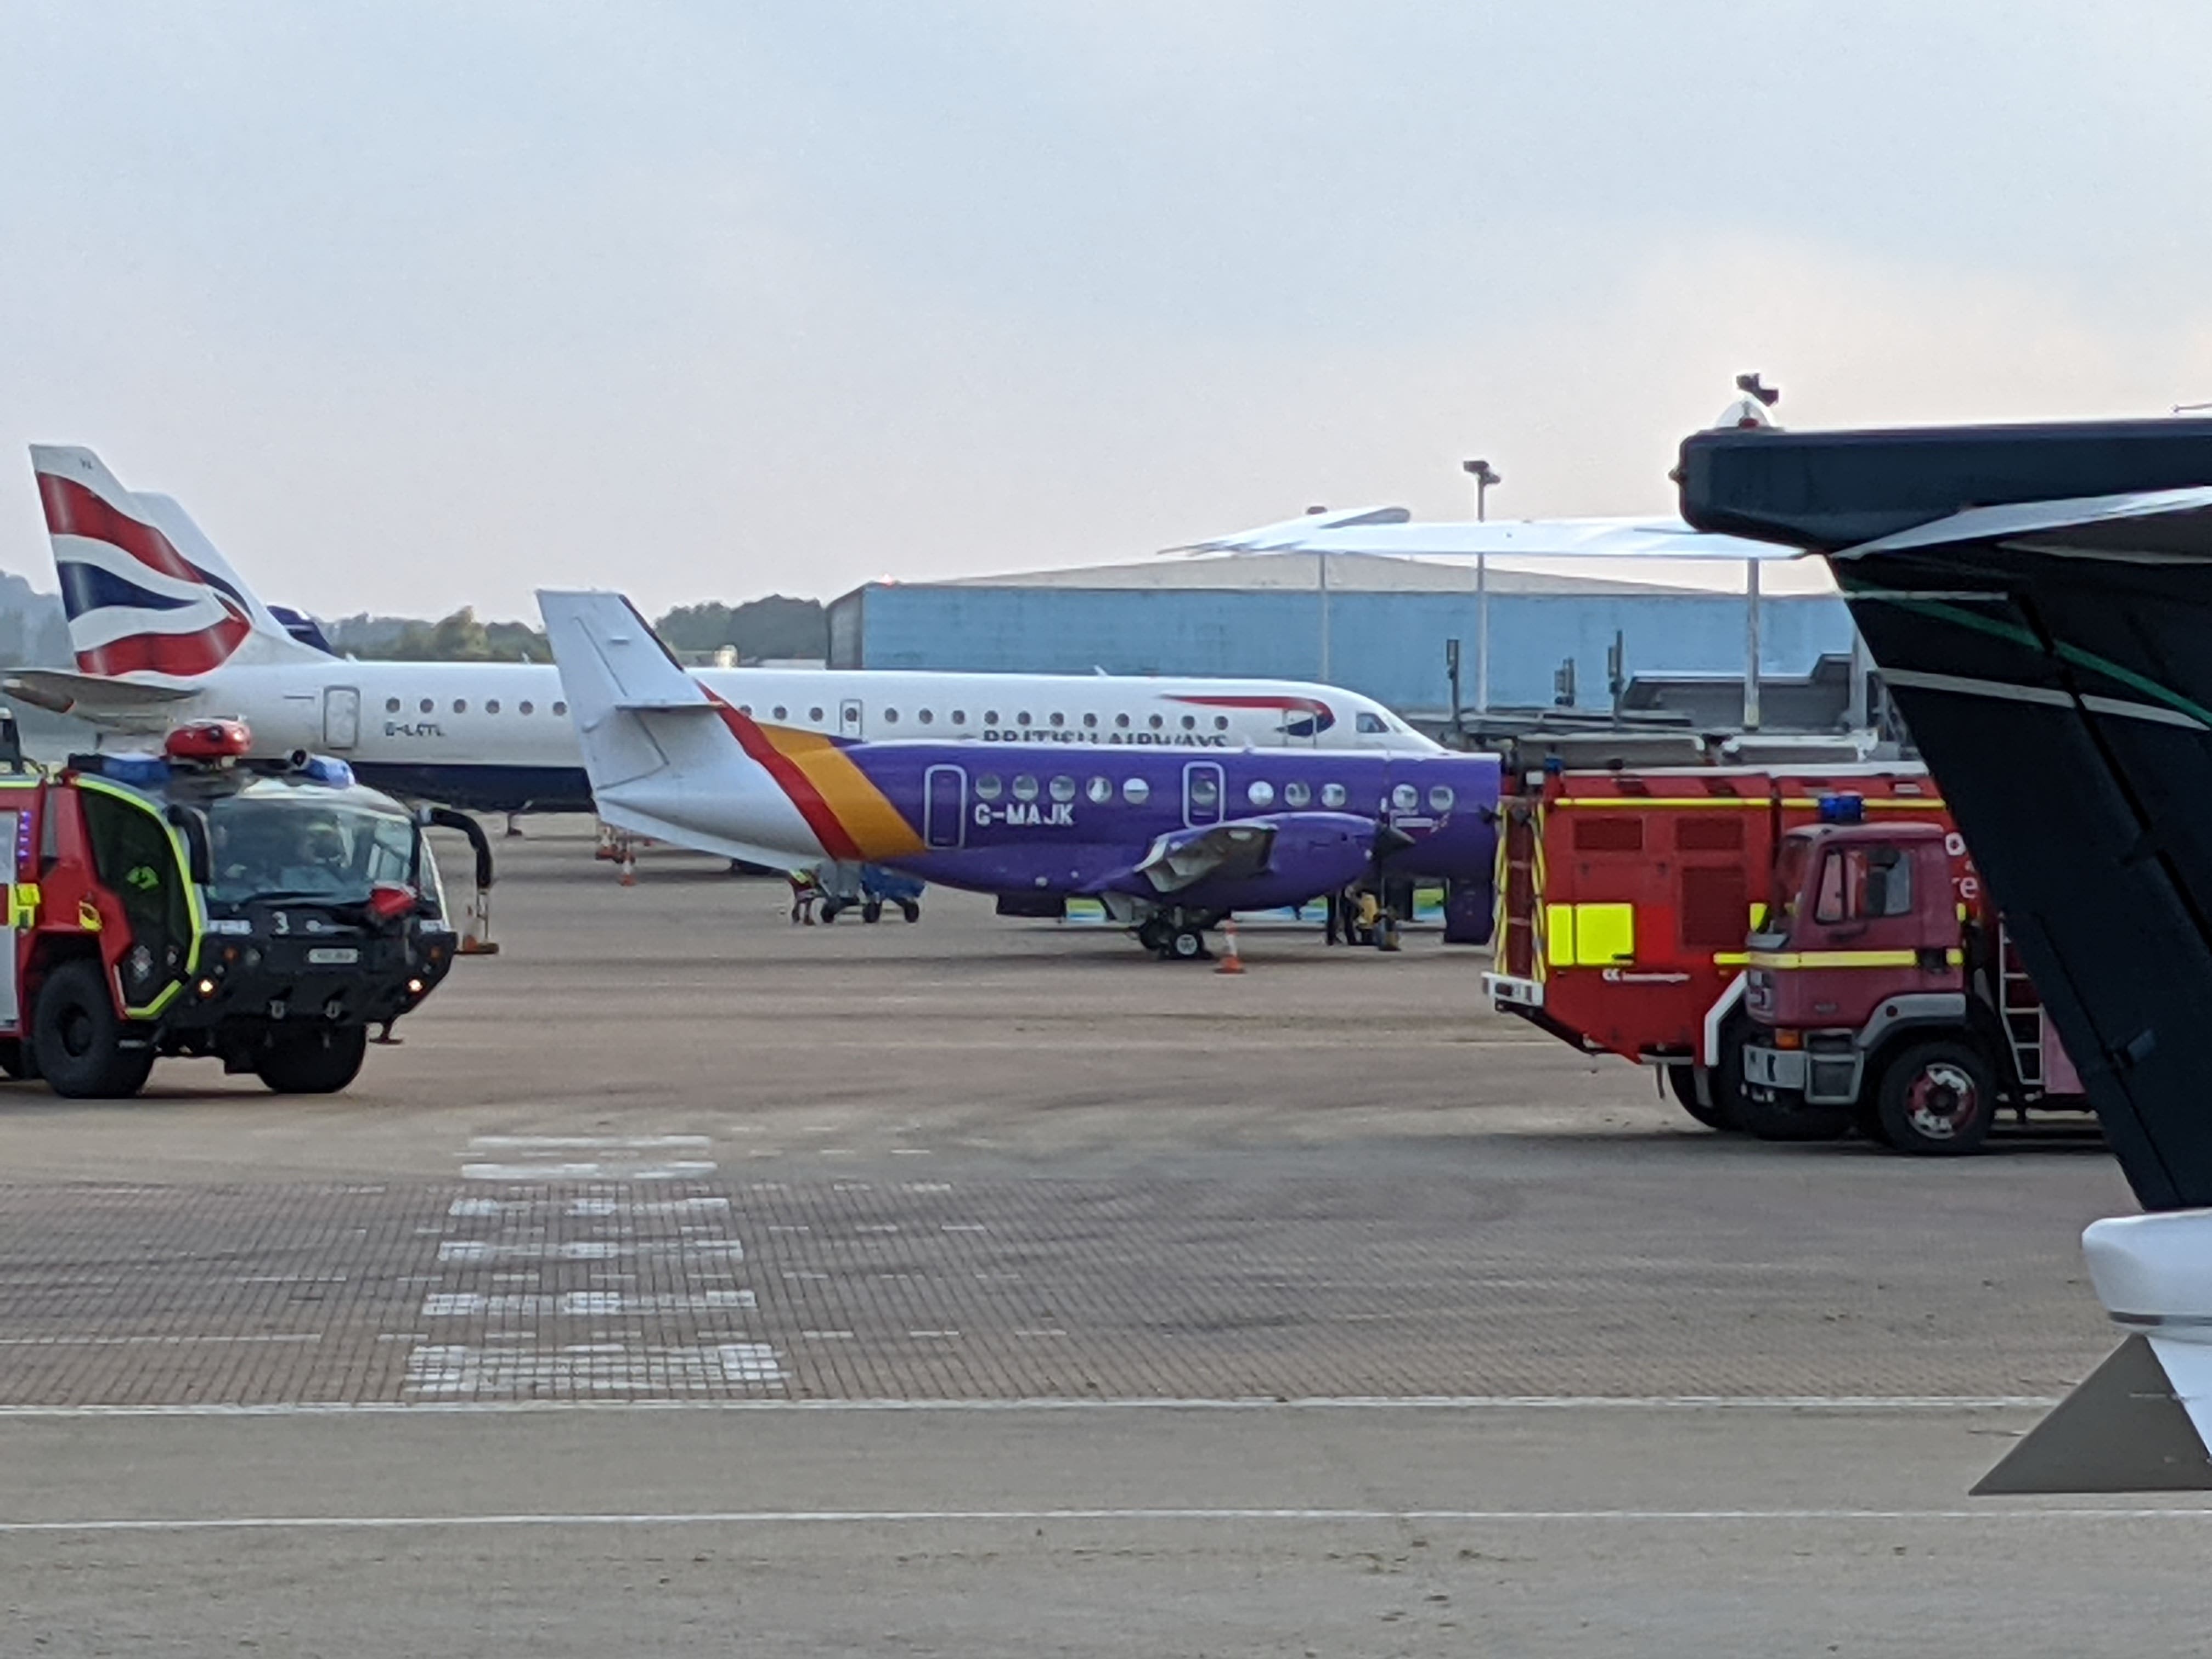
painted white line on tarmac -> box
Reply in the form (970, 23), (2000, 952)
(0, 1334), (322, 1348)
(0, 1505), (2206, 1535)
(0, 1394), (2061, 1418)
(466, 1136), (712, 1150)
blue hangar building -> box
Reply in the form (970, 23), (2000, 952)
(826, 552), (1857, 719)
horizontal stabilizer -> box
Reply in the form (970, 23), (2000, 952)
(535, 590), (708, 723)
(3, 669), (195, 728)
(1974, 1334), (2212, 1493)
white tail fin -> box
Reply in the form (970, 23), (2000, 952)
(537, 589), (823, 866)
(29, 445), (327, 679)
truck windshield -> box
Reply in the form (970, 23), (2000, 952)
(206, 792), (417, 905)
(1769, 836), (1815, 930)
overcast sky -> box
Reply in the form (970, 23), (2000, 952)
(5, 2), (2209, 620)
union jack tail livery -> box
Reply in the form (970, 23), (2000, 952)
(29, 446), (319, 680)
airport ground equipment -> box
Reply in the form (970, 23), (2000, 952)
(818, 863), (923, 924)
(0, 719), (493, 1099)
(1735, 799), (2087, 1152)
(1485, 761), (1965, 1133)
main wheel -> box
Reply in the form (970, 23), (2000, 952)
(1165, 926), (1209, 961)
(254, 1026), (369, 1095)
(1665, 1064), (1730, 1131)
(33, 960), (153, 1099)
(1875, 1040), (1997, 1155)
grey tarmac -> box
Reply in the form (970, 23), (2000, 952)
(0, 822), (2178, 1656)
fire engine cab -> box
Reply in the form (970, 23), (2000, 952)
(0, 718), (494, 1099)
(1736, 799), (2086, 1153)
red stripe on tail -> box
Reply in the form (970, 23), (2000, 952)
(77, 616), (252, 678)
(706, 697), (866, 862)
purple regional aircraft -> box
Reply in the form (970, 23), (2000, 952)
(539, 592), (1502, 959)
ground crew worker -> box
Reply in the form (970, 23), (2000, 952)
(787, 867), (820, 926)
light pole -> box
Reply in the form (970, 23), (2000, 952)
(1305, 503), (1330, 682)
(1462, 460), (1500, 713)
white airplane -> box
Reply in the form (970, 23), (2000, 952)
(20, 445), (1439, 814)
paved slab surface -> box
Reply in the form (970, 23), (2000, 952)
(0, 823), (2179, 1655)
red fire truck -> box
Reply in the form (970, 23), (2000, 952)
(1734, 808), (2086, 1152)
(0, 719), (494, 1098)
(1485, 761), (2088, 1152)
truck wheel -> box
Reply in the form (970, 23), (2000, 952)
(1875, 1041), (1997, 1155)
(255, 1027), (369, 1095)
(33, 960), (153, 1099)
(1665, 1064), (1730, 1132)
(862, 900), (883, 923)
(0, 1037), (35, 1080)
(900, 900), (921, 923)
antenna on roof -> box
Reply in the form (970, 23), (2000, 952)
(1717, 373), (1781, 430)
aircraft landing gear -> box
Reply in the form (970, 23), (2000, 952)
(1137, 911), (1216, 962)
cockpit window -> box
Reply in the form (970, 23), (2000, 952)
(1356, 712), (1388, 734)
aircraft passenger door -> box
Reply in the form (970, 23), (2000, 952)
(923, 765), (966, 849)
(323, 686), (360, 751)
(1183, 761), (1224, 827)
(838, 699), (864, 739)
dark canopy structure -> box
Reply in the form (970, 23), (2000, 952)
(1680, 417), (2212, 1212)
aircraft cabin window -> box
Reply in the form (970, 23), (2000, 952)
(1429, 785), (1455, 812)
(1115, 714), (1130, 729)
(975, 774), (1003, 800)
(736, 704), (749, 716)
(1082, 713), (1097, 729)
(1049, 775), (1076, 803)
(952, 710), (967, 726)
(1189, 774), (1220, 808)
(1049, 712), (1065, 728)
(1086, 776), (1113, 803)
(553, 702), (567, 716)
(487, 699), (500, 714)
(419, 698), (434, 714)
(1148, 715), (1163, 730)
(1248, 780), (1275, 807)
(1012, 774), (1039, 802)
(918, 709), (934, 725)
(1321, 783), (1348, 809)
(884, 708), (899, 724)
(810, 707), (824, 723)
(1180, 715), (1196, 730)
(1214, 716), (1228, 731)
(520, 701), (535, 715)
(1392, 783), (1419, 811)
(1356, 712), (1388, 734)
(1017, 711), (1032, 727)
(385, 697), (400, 714)
(1122, 777), (1150, 805)
(773, 706), (788, 720)
(1283, 781), (1311, 808)
(985, 709), (1000, 725)
(453, 699), (467, 714)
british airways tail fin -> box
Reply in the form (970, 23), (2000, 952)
(29, 445), (328, 680)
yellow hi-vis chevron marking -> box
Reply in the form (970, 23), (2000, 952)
(9, 883), (37, 929)
(1747, 948), (1963, 970)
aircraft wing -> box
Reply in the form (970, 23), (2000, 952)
(2, 668), (195, 729)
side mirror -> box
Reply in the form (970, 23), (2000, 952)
(165, 803), (212, 886)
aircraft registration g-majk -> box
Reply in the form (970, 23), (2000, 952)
(539, 591), (1501, 960)
(21, 447), (1440, 816)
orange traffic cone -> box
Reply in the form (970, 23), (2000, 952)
(1216, 918), (1245, 974)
